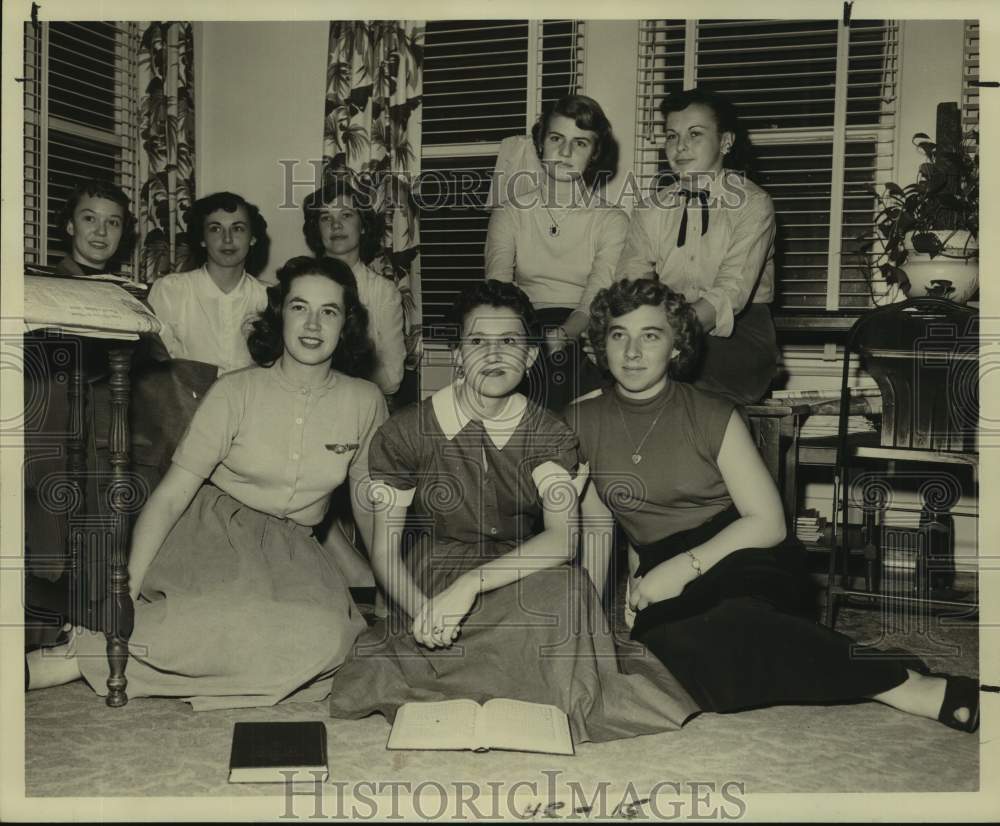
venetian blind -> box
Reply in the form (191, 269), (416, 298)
(962, 20), (979, 151)
(420, 20), (585, 327)
(23, 21), (140, 272)
(634, 19), (899, 314)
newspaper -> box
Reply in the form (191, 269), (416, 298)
(23, 274), (162, 340)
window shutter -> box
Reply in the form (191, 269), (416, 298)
(962, 20), (979, 150)
(23, 21), (140, 271)
(634, 19), (898, 314)
(419, 20), (585, 327)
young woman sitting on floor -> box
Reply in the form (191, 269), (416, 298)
(328, 279), (700, 742)
(567, 277), (987, 733)
(27, 256), (386, 710)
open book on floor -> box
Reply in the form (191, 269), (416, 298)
(387, 698), (574, 755)
(228, 721), (329, 784)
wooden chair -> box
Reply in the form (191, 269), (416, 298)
(824, 297), (978, 626)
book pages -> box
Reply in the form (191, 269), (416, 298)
(481, 699), (574, 755)
(386, 699), (480, 751)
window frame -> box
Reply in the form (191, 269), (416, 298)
(22, 20), (141, 274)
(634, 18), (900, 318)
(419, 19), (586, 328)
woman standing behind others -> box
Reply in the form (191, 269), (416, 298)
(148, 192), (270, 375)
(616, 88), (778, 406)
(303, 176), (406, 397)
(485, 94), (627, 412)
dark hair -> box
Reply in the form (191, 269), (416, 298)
(302, 175), (381, 263)
(247, 256), (375, 378)
(588, 278), (702, 381)
(447, 280), (540, 347)
(57, 178), (136, 265)
(185, 191), (270, 275)
(658, 87), (755, 179)
(531, 94), (619, 190)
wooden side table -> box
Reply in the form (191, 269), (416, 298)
(744, 403), (812, 534)
(64, 337), (136, 707)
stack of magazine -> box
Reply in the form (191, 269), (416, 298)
(795, 508), (827, 543)
(767, 387), (881, 439)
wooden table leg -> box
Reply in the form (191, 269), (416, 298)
(105, 347), (134, 707)
(66, 343), (87, 620)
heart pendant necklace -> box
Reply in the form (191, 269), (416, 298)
(613, 396), (670, 465)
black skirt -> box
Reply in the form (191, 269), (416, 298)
(630, 507), (914, 713)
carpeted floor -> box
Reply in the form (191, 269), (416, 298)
(23, 601), (981, 798)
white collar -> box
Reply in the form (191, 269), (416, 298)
(431, 382), (528, 450)
(198, 265), (250, 297)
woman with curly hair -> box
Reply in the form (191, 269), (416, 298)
(303, 175), (406, 396)
(27, 257), (386, 710)
(485, 94), (627, 412)
(567, 278), (984, 733)
(616, 88), (778, 406)
(329, 280), (699, 742)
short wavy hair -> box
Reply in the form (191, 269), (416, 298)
(658, 87), (756, 180)
(185, 191), (270, 275)
(447, 279), (540, 348)
(588, 278), (703, 381)
(302, 175), (381, 263)
(57, 178), (136, 265)
(531, 94), (619, 191)
(247, 256), (375, 378)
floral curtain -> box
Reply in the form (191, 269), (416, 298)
(137, 21), (196, 283)
(323, 20), (424, 369)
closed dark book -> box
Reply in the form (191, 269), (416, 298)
(228, 721), (329, 784)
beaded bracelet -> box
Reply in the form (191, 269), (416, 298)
(685, 550), (703, 577)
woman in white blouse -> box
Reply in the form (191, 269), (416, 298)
(485, 94), (627, 412)
(148, 191), (270, 375)
(616, 87), (778, 406)
(303, 177), (406, 397)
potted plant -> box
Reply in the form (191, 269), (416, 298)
(862, 103), (979, 304)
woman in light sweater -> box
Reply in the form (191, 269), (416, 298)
(303, 176), (406, 398)
(485, 94), (627, 412)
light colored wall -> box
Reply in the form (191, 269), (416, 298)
(583, 20), (639, 205)
(195, 22), (329, 282)
(896, 20), (966, 185)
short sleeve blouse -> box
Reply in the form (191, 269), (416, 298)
(172, 363), (387, 526)
(369, 385), (579, 548)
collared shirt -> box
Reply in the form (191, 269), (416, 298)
(148, 266), (269, 374)
(172, 362), (387, 526)
(351, 261), (406, 396)
(615, 172), (776, 338)
(368, 382), (578, 548)
(485, 187), (629, 313)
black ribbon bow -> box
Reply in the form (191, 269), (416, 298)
(677, 188), (710, 248)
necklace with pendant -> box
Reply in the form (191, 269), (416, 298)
(613, 395), (670, 464)
(542, 203), (562, 237)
